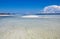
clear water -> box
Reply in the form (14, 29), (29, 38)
(0, 15), (60, 39)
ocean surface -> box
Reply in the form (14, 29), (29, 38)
(0, 15), (60, 39)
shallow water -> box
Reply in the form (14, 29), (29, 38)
(0, 16), (60, 39)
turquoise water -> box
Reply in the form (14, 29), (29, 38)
(0, 16), (60, 39)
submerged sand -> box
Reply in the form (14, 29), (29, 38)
(0, 17), (60, 39)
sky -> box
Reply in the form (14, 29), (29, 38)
(0, 0), (60, 14)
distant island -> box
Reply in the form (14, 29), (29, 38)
(23, 13), (60, 15)
(0, 13), (60, 16)
(0, 13), (15, 16)
(0, 13), (15, 15)
(35, 13), (60, 15)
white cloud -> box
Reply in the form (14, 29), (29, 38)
(43, 5), (60, 13)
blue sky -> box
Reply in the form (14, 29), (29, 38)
(0, 0), (60, 14)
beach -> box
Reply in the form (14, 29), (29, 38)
(0, 16), (60, 39)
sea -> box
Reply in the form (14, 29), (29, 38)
(0, 15), (60, 39)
